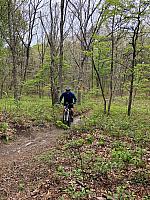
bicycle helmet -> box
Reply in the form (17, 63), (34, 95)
(66, 86), (71, 91)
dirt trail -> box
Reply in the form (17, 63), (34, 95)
(0, 112), (91, 199)
(0, 127), (63, 167)
(0, 115), (82, 168)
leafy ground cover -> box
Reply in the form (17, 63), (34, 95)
(0, 95), (93, 142)
(0, 95), (149, 199)
(0, 95), (93, 122)
(28, 96), (150, 200)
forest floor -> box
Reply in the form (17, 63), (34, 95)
(0, 115), (84, 200)
(0, 114), (83, 167)
(0, 126), (63, 167)
(0, 98), (150, 200)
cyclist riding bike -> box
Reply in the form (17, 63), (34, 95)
(59, 87), (77, 122)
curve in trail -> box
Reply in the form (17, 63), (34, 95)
(0, 127), (64, 167)
(0, 113), (91, 200)
(0, 115), (83, 167)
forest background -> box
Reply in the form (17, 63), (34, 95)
(0, 0), (150, 199)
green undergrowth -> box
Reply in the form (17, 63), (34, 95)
(55, 120), (70, 130)
(0, 96), (54, 123)
(34, 97), (150, 199)
(76, 97), (150, 144)
(0, 95), (95, 126)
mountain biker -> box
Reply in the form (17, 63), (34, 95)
(59, 87), (77, 121)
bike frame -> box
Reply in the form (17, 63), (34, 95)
(64, 105), (70, 122)
(63, 103), (72, 126)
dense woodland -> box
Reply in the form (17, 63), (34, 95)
(0, 0), (150, 199)
(0, 0), (149, 114)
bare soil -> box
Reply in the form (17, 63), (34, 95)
(0, 115), (84, 199)
(0, 126), (63, 167)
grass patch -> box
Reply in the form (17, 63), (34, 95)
(1, 94), (149, 199)
(0, 95), (95, 125)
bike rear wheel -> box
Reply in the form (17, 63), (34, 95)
(63, 110), (71, 127)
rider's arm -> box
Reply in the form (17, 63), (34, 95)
(60, 93), (64, 103)
(73, 93), (77, 104)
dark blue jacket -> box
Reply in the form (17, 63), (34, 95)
(60, 91), (77, 105)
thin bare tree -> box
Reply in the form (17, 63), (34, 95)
(19, 0), (43, 96)
(127, 0), (149, 116)
(68, 0), (106, 103)
(40, 1), (60, 105)
(59, 0), (68, 92)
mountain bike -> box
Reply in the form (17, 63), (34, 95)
(63, 103), (73, 127)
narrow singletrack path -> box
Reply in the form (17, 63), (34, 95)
(0, 127), (64, 167)
(0, 112), (90, 199)
(0, 114), (84, 168)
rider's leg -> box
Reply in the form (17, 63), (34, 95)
(63, 106), (66, 122)
(70, 108), (74, 121)
(68, 104), (74, 122)
(69, 108), (73, 116)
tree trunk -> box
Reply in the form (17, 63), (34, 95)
(128, 13), (141, 116)
(12, 51), (19, 101)
(59, 0), (65, 93)
(92, 56), (107, 114)
(91, 57), (94, 89)
(0, 76), (7, 99)
(50, 50), (56, 105)
(128, 49), (136, 116)
(108, 13), (115, 115)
